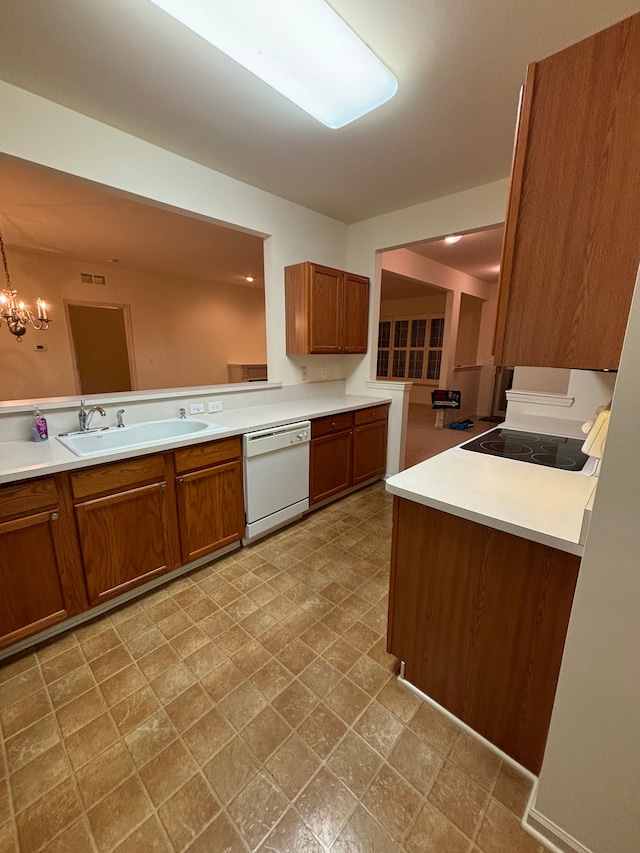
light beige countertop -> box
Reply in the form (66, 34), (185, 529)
(0, 394), (390, 485)
(386, 426), (597, 556)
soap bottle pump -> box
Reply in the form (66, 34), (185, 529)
(32, 406), (49, 442)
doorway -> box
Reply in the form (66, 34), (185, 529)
(67, 302), (134, 395)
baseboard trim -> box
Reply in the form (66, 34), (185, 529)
(397, 671), (536, 781)
(523, 789), (594, 853)
(398, 671), (594, 853)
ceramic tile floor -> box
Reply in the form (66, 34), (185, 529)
(0, 483), (545, 853)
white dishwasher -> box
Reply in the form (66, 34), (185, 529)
(243, 421), (311, 544)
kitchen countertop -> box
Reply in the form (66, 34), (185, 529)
(386, 425), (597, 556)
(0, 394), (391, 486)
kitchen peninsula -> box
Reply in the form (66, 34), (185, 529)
(385, 435), (595, 773)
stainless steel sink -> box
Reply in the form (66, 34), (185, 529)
(57, 418), (226, 457)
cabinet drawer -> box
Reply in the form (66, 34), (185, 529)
(0, 477), (58, 522)
(311, 412), (354, 438)
(354, 404), (389, 426)
(174, 436), (241, 474)
(70, 455), (167, 500)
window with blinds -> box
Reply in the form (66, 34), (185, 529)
(377, 316), (445, 382)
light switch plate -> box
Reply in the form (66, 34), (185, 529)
(189, 403), (205, 415)
(208, 401), (223, 413)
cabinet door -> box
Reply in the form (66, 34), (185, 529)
(343, 273), (369, 353)
(0, 511), (71, 648)
(309, 431), (352, 504)
(495, 13), (640, 369)
(176, 460), (245, 563)
(353, 420), (387, 484)
(308, 265), (344, 354)
(76, 482), (179, 605)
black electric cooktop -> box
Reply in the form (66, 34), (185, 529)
(460, 428), (590, 471)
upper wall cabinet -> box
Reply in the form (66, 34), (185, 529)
(494, 13), (640, 370)
(285, 262), (370, 355)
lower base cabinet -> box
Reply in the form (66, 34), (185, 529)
(310, 429), (353, 504)
(0, 477), (87, 650)
(175, 438), (245, 563)
(388, 497), (580, 773)
(75, 481), (179, 606)
(70, 453), (181, 606)
(310, 404), (389, 505)
(1, 512), (73, 646)
(353, 419), (388, 484)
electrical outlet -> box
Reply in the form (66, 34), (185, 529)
(189, 403), (205, 415)
(208, 401), (223, 413)
(301, 366), (307, 381)
(321, 366), (328, 379)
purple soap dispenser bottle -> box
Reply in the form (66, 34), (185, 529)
(31, 406), (49, 442)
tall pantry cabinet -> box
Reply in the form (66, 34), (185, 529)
(494, 12), (640, 370)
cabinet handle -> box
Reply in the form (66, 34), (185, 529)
(50, 512), (59, 521)
(161, 484), (167, 491)
(178, 478), (183, 485)
(331, 421), (336, 426)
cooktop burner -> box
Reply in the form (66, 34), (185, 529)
(460, 428), (589, 471)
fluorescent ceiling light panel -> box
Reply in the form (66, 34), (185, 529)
(148, 0), (398, 128)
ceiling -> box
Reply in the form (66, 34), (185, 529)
(0, 0), (638, 224)
(410, 226), (505, 284)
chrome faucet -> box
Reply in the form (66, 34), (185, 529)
(79, 400), (107, 432)
(116, 409), (125, 428)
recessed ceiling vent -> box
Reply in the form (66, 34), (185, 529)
(80, 273), (106, 285)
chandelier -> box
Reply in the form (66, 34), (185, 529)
(0, 225), (49, 342)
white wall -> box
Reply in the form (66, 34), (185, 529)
(455, 293), (483, 366)
(513, 367), (571, 394)
(506, 369), (616, 435)
(528, 275), (640, 853)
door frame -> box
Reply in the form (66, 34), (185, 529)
(64, 299), (138, 395)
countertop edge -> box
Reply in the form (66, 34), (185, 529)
(385, 482), (585, 556)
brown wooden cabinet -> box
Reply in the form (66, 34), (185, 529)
(387, 497), (580, 773)
(0, 477), (87, 649)
(285, 262), (370, 355)
(353, 406), (389, 484)
(72, 454), (181, 605)
(309, 412), (353, 504)
(494, 12), (640, 369)
(310, 405), (389, 504)
(1, 434), (246, 652)
(174, 437), (245, 563)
